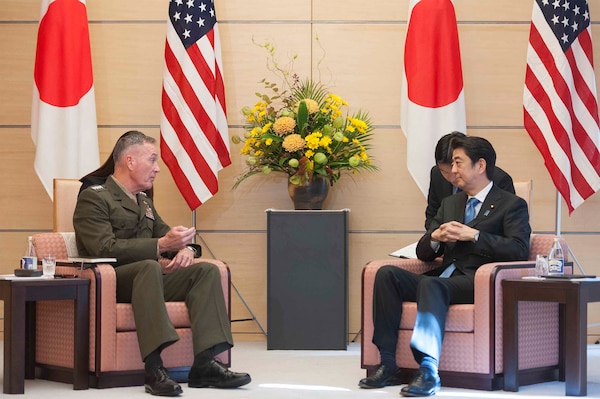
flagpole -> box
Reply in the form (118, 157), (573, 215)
(191, 210), (267, 336)
(554, 191), (585, 274)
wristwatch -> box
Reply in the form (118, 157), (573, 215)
(185, 245), (199, 257)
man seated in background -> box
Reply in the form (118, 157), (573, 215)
(425, 131), (515, 230)
(73, 131), (250, 397)
(359, 135), (530, 396)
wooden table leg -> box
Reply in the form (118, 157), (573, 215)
(503, 285), (519, 392)
(72, 283), (90, 390)
(564, 289), (587, 396)
(4, 285), (26, 394)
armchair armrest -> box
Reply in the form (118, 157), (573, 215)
(472, 260), (536, 373)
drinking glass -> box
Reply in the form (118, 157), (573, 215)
(535, 254), (548, 277)
(42, 254), (56, 278)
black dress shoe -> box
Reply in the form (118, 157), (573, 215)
(145, 366), (183, 396)
(358, 364), (401, 389)
(400, 369), (441, 397)
(188, 360), (251, 388)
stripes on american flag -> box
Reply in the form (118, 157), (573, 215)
(524, 0), (600, 213)
(160, 0), (231, 210)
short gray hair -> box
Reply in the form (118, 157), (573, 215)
(112, 130), (156, 164)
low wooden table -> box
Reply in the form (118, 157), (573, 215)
(503, 277), (600, 396)
(0, 276), (89, 394)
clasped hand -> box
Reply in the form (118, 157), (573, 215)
(432, 221), (477, 243)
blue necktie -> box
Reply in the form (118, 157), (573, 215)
(464, 197), (480, 224)
(440, 198), (480, 278)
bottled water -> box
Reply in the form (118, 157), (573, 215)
(547, 237), (564, 276)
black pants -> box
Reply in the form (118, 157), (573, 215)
(372, 265), (475, 363)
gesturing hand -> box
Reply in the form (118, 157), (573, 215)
(158, 226), (196, 253)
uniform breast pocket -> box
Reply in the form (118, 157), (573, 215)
(110, 215), (139, 239)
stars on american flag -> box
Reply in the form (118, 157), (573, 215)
(537, 0), (590, 50)
(169, 0), (216, 48)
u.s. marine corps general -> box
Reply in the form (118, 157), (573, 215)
(73, 130), (251, 397)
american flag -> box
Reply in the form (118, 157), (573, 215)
(160, 0), (231, 210)
(524, 0), (600, 213)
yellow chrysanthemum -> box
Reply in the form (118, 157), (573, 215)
(282, 134), (305, 152)
(319, 136), (333, 150)
(262, 122), (273, 134)
(295, 99), (320, 114)
(323, 94), (347, 120)
(305, 132), (323, 150)
(273, 116), (296, 135)
(305, 149), (315, 159)
(250, 127), (261, 137)
(348, 117), (369, 134)
(265, 138), (273, 146)
(258, 112), (267, 123)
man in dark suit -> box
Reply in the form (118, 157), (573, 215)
(425, 131), (515, 230)
(359, 136), (530, 396)
(74, 131), (250, 397)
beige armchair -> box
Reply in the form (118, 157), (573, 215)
(32, 232), (231, 388)
(31, 178), (231, 387)
(361, 234), (570, 390)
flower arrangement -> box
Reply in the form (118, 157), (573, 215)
(232, 43), (377, 189)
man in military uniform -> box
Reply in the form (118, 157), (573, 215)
(73, 131), (250, 397)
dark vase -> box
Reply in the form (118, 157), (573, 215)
(287, 176), (329, 210)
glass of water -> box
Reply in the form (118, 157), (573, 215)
(42, 254), (56, 278)
(535, 254), (548, 277)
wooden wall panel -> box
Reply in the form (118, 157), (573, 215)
(87, 1), (167, 21)
(1, 0), (600, 343)
(0, 25), (37, 125)
(220, 24), (313, 129)
(221, 0), (311, 21)
(0, 128), (52, 231)
(312, 24), (404, 126)
(2, 0), (40, 20)
(90, 24), (165, 126)
(314, 1), (407, 21)
(461, 25), (530, 127)
(0, 232), (35, 275)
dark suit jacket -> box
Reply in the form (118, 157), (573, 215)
(425, 165), (515, 230)
(416, 184), (531, 276)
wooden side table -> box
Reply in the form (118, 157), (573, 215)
(0, 277), (89, 394)
(503, 277), (600, 396)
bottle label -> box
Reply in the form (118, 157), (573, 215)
(548, 259), (564, 275)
